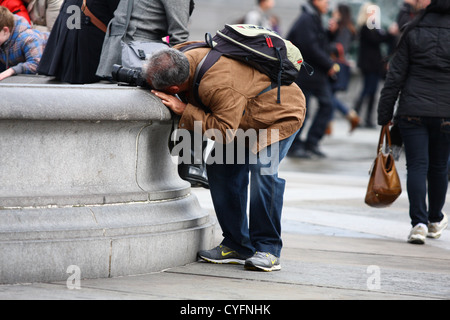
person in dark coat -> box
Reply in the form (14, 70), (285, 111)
(37, 0), (119, 84)
(377, 0), (450, 244)
(286, 0), (337, 158)
(354, 3), (396, 128)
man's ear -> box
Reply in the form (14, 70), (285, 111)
(165, 85), (181, 95)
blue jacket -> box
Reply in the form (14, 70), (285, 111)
(0, 15), (48, 74)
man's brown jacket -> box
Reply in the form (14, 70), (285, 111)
(176, 44), (306, 153)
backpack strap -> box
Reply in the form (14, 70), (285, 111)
(192, 49), (223, 112)
(180, 37), (276, 112)
(275, 47), (283, 104)
(179, 41), (222, 112)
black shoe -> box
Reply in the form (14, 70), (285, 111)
(305, 145), (326, 158)
(178, 163), (209, 189)
(287, 143), (311, 159)
(288, 147), (311, 159)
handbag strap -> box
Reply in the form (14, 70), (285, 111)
(82, 0), (107, 33)
(377, 125), (392, 154)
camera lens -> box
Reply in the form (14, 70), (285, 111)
(111, 64), (147, 87)
(111, 64), (122, 81)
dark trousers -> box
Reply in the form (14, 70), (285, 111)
(206, 132), (298, 257)
(355, 72), (381, 126)
(399, 116), (450, 227)
(292, 84), (334, 148)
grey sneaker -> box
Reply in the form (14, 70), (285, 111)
(244, 252), (281, 272)
(198, 245), (248, 265)
(428, 212), (448, 239)
(408, 223), (428, 244)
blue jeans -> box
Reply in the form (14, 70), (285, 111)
(332, 93), (350, 117)
(399, 117), (450, 227)
(206, 131), (298, 257)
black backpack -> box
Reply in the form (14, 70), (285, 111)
(180, 24), (311, 108)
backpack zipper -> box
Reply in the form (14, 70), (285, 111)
(265, 35), (274, 48)
(216, 30), (279, 62)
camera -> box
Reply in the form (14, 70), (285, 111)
(111, 64), (149, 88)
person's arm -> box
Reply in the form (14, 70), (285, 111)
(181, 86), (247, 143)
(154, 85), (247, 144)
(378, 35), (410, 125)
(0, 68), (16, 81)
(10, 29), (47, 75)
(162, 0), (190, 45)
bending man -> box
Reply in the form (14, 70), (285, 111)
(145, 46), (306, 272)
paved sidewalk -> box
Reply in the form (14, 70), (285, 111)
(1, 119), (449, 301)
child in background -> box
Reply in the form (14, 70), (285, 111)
(0, 6), (47, 81)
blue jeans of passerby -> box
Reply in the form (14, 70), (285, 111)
(206, 131), (298, 258)
(292, 84), (333, 148)
(331, 93), (350, 117)
(398, 116), (450, 227)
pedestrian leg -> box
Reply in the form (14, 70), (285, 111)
(206, 143), (255, 257)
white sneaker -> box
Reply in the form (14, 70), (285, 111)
(408, 223), (428, 244)
(428, 213), (448, 239)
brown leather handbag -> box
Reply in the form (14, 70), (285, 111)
(365, 125), (402, 208)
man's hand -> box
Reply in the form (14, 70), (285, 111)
(151, 90), (187, 115)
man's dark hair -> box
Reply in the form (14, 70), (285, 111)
(143, 49), (190, 90)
